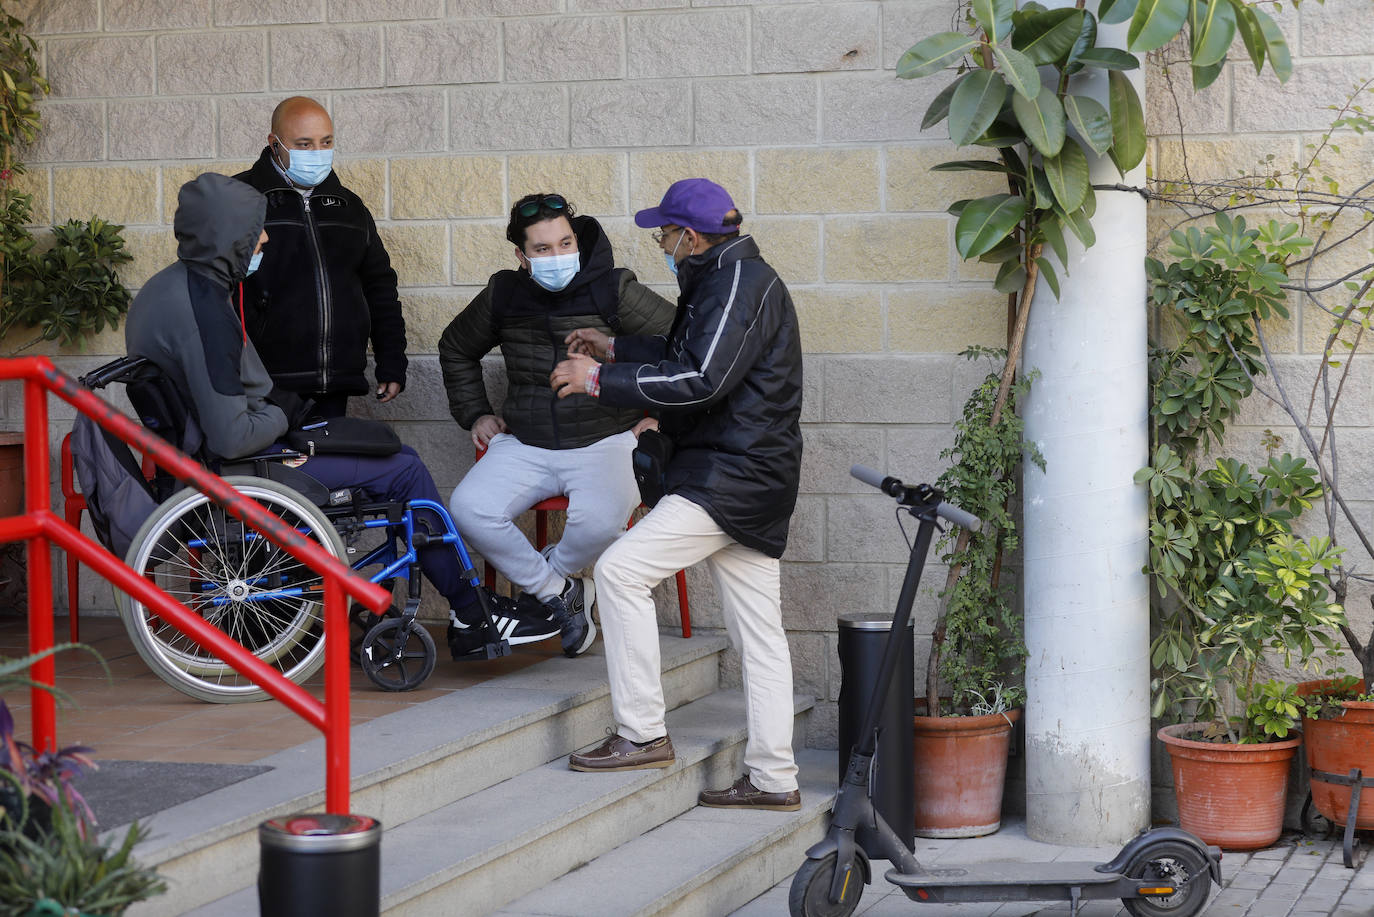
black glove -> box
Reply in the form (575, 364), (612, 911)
(267, 386), (317, 429)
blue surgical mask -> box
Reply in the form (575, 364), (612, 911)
(280, 146), (333, 186)
(664, 227), (689, 277)
(528, 251), (580, 292)
(246, 251), (264, 276)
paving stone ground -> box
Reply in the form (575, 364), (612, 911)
(731, 821), (1373, 916)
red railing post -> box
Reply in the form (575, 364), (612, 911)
(23, 376), (56, 754)
(324, 577), (349, 813)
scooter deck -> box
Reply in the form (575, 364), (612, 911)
(887, 860), (1119, 890)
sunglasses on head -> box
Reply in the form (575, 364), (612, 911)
(517, 194), (568, 219)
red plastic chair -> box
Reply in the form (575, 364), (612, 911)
(473, 442), (691, 636)
(60, 432), (155, 641)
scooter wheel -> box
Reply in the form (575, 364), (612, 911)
(360, 617), (436, 691)
(1122, 839), (1212, 917)
(788, 853), (861, 917)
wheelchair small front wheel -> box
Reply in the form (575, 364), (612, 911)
(360, 617), (436, 691)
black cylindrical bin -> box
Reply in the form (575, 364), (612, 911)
(259, 813), (381, 917)
(837, 611), (914, 856)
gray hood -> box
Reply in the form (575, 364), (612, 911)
(174, 172), (266, 287)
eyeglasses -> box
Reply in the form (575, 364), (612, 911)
(652, 226), (683, 244)
(516, 194), (568, 219)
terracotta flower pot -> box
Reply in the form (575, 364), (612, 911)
(1158, 723), (1300, 850)
(912, 702), (1019, 838)
(1296, 679), (1374, 830)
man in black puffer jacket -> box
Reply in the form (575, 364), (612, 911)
(235, 96), (407, 418)
(552, 179), (803, 811)
(440, 193), (675, 659)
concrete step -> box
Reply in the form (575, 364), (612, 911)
(497, 747), (836, 917)
(128, 634), (728, 917)
(184, 689), (816, 917)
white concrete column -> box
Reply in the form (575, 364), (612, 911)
(1020, 17), (1152, 845)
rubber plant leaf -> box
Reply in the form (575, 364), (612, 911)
(1036, 255), (1061, 299)
(1230, 2), (1266, 73)
(1064, 12), (1099, 75)
(1192, 59), (1225, 91)
(1011, 8), (1086, 65)
(1073, 47), (1140, 70)
(993, 45), (1041, 101)
(1044, 138), (1090, 213)
(1012, 84), (1067, 157)
(930, 159), (1017, 173)
(922, 76), (963, 130)
(1099, 0), (1139, 25)
(1252, 6), (1292, 82)
(1064, 93), (1113, 156)
(1127, 0), (1189, 53)
(954, 193), (1028, 259)
(898, 32), (981, 79)
(1108, 70), (1145, 173)
(1190, 0), (1237, 68)
(949, 69), (1010, 146)
(973, 0), (1016, 43)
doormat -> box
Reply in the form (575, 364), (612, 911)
(75, 760), (273, 830)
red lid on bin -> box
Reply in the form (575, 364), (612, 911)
(260, 813), (381, 852)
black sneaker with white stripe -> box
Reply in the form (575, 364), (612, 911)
(446, 594), (558, 660)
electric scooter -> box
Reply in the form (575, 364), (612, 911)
(790, 465), (1222, 917)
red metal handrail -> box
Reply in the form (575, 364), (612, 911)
(0, 356), (391, 813)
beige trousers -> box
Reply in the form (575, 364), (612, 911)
(593, 495), (799, 793)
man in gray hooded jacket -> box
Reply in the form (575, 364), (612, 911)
(126, 172), (483, 628)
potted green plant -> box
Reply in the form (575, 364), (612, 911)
(1145, 451), (1345, 851)
(1294, 675), (1374, 844)
(912, 350), (1038, 837)
(1138, 214), (1349, 849)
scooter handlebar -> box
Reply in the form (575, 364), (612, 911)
(849, 464), (982, 531)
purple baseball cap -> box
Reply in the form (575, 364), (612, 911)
(634, 178), (741, 233)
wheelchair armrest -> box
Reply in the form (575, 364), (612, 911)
(78, 355), (155, 390)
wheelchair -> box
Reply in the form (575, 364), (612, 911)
(79, 356), (515, 704)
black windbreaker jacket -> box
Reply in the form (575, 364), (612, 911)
(597, 235), (804, 558)
(234, 148), (407, 397)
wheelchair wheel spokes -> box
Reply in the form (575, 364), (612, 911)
(121, 475), (347, 703)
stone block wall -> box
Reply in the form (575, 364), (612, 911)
(1, 0), (1370, 749)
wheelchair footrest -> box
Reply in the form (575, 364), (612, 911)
(452, 638), (512, 662)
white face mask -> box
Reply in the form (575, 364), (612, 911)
(528, 250), (580, 292)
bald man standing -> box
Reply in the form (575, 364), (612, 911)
(234, 96), (407, 418)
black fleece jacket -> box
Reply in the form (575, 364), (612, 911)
(234, 148), (407, 398)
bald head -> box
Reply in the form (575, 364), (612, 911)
(271, 96), (331, 138)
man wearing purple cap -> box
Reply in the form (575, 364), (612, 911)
(551, 178), (804, 811)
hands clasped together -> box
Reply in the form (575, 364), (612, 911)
(549, 328), (657, 438)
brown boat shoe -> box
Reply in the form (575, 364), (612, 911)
(698, 774), (801, 811)
(569, 733), (675, 772)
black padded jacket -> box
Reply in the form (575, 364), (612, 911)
(596, 235), (804, 558)
(234, 148), (407, 398)
(438, 215), (675, 451)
